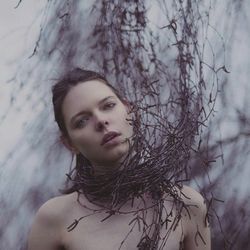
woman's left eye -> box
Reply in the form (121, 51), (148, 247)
(103, 102), (116, 110)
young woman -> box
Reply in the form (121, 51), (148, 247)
(28, 68), (211, 250)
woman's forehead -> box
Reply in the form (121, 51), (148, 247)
(68, 80), (115, 100)
(62, 80), (117, 117)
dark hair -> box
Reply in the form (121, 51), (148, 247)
(52, 68), (125, 194)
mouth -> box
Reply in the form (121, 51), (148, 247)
(101, 131), (121, 146)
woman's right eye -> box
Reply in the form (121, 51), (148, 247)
(75, 117), (89, 128)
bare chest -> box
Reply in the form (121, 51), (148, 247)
(61, 203), (184, 250)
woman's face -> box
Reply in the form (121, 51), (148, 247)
(62, 79), (133, 169)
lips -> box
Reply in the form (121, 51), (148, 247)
(101, 131), (121, 146)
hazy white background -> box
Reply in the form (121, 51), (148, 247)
(0, 0), (46, 159)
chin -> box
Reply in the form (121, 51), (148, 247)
(102, 145), (129, 165)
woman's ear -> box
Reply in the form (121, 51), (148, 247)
(60, 135), (79, 154)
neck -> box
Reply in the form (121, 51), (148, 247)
(92, 163), (121, 176)
(91, 153), (130, 177)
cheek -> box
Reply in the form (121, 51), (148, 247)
(72, 134), (98, 158)
(69, 131), (94, 149)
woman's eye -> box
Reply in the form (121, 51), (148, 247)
(103, 102), (116, 110)
(75, 117), (89, 128)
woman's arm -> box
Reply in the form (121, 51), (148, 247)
(181, 185), (211, 250)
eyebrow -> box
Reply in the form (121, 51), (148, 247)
(70, 96), (116, 125)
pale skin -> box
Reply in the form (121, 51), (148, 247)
(28, 80), (211, 250)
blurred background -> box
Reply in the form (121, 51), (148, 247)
(0, 1), (249, 249)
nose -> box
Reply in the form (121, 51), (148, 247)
(94, 113), (109, 131)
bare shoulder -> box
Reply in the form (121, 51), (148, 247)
(178, 185), (211, 250)
(40, 192), (76, 214)
(178, 185), (208, 225)
(180, 185), (207, 210)
(33, 192), (75, 224)
(28, 192), (77, 250)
